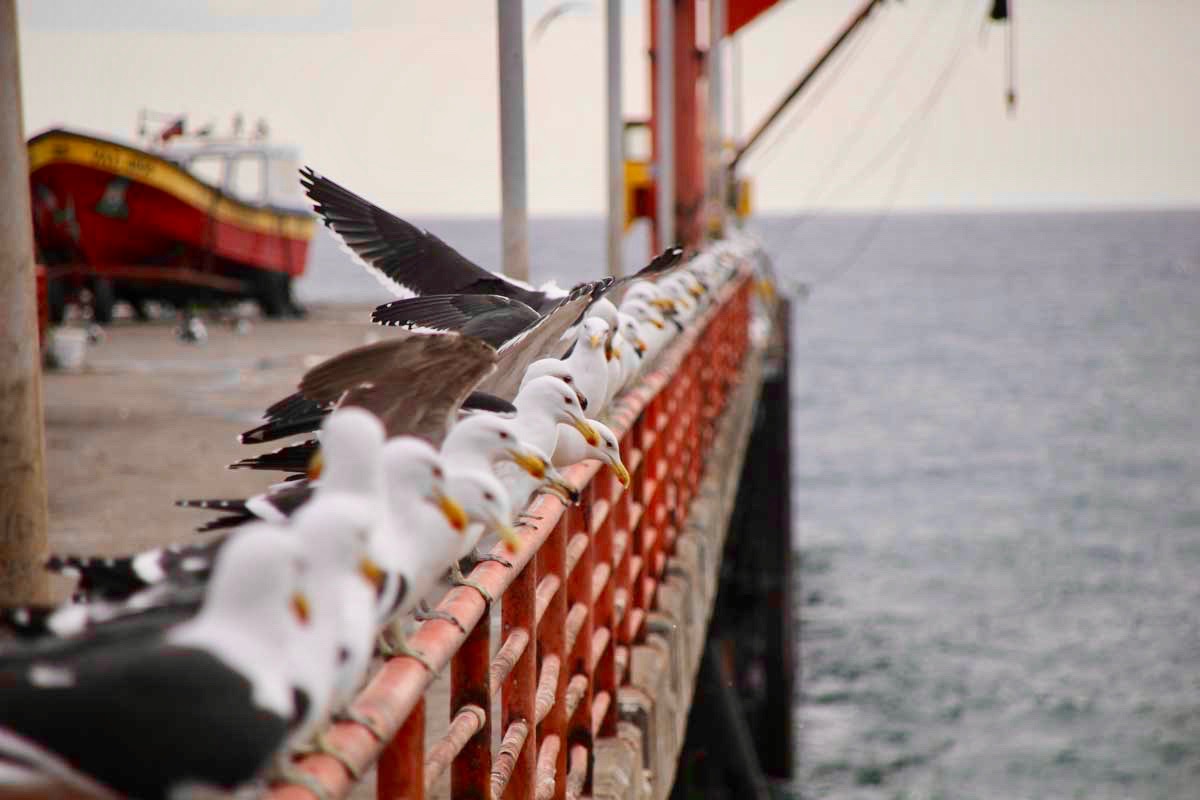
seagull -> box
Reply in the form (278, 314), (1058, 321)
(176, 406), (386, 534)
(301, 167), (684, 314)
(551, 418), (631, 489)
(373, 438), (470, 665)
(237, 330), (499, 447)
(440, 414), (578, 503)
(497, 375), (598, 510)
(519, 316), (611, 417)
(278, 495), (385, 779)
(0, 525), (313, 800)
(614, 311), (649, 391)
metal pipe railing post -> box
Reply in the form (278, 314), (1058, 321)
(497, 0), (530, 282)
(605, 0), (624, 278)
(0, 0), (49, 605)
(654, 0), (675, 250)
(708, 0), (727, 231)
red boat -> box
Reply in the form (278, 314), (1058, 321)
(28, 122), (315, 322)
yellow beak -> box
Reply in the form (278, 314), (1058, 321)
(509, 448), (548, 480)
(436, 492), (469, 532)
(291, 592), (311, 626)
(573, 418), (600, 447)
(306, 449), (324, 481)
(689, 284), (705, 298)
(649, 318), (665, 330)
(635, 338), (648, 355)
(358, 558), (387, 592)
(608, 458), (631, 488)
(650, 298), (675, 312)
(496, 522), (522, 553)
(590, 334), (604, 348)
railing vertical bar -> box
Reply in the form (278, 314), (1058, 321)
(591, 469), (618, 738)
(452, 604), (492, 798)
(564, 489), (595, 789)
(537, 513), (569, 799)
(502, 547), (538, 798)
(377, 696), (424, 800)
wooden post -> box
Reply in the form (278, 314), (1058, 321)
(0, 0), (48, 604)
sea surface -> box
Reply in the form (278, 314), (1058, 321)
(298, 210), (1200, 799)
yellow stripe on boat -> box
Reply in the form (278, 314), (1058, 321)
(28, 131), (315, 241)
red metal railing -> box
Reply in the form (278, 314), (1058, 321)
(269, 269), (754, 800)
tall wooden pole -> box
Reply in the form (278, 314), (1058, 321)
(0, 0), (48, 604)
(497, 0), (530, 282)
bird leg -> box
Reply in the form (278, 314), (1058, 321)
(269, 754), (333, 800)
(459, 549), (513, 572)
(413, 600), (466, 634)
(449, 561), (493, 604)
(333, 706), (388, 743)
(314, 731), (362, 780)
(375, 624), (435, 672)
(536, 485), (574, 506)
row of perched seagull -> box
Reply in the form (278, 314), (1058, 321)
(0, 168), (756, 800)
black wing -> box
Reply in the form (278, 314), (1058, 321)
(229, 439), (318, 475)
(371, 293), (541, 348)
(605, 245), (686, 305)
(301, 167), (549, 307)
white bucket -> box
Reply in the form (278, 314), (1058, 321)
(49, 327), (88, 371)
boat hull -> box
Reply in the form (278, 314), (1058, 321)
(27, 129), (314, 318)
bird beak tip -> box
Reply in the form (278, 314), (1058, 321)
(306, 450), (324, 481)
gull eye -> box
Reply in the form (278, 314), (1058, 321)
(432, 466), (444, 479)
(499, 431), (510, 440)
(563, 376), (573, 384)
(484, 492), (495, 502)
(564, 396), (574, 404)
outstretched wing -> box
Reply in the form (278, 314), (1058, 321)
(301, 168), (549, 308)
(371, 293), (541, 348)
(299, 332), (498, 445)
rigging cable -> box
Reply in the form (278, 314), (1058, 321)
(783, 0), (952, 214)
(750, 8), (883, 173)
(778, 0), (981, 291)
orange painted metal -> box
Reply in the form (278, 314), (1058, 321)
(648, 0), (706, 250)
(265, 271), (754, 800)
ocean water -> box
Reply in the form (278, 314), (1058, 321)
(298, 209), (1200, 799)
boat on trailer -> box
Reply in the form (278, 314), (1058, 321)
(27, 117), (315, 323)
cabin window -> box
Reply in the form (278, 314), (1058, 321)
(228, 154), (266, 204)
(267, 157), (306, 208)
(187, 155), (225, 188)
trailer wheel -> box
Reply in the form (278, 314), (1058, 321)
(282, 276), (306, 318)
(255, 272), (287, 319)
(91, 278), (115, 324)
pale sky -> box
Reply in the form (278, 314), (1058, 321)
(16, 0), (1200, 215)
